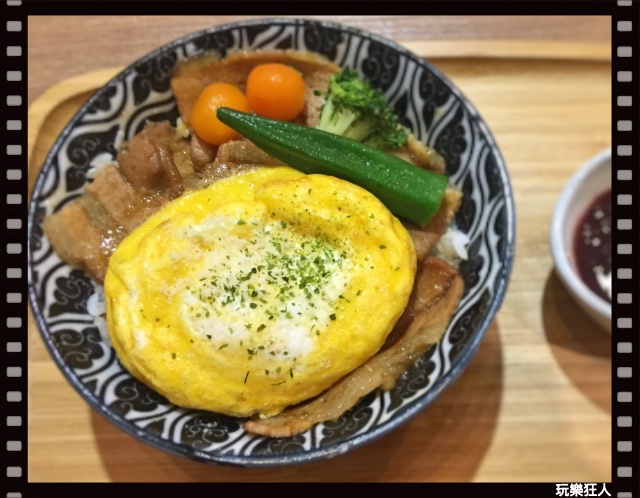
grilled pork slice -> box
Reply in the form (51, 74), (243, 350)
(215, 140), (282, 166)
(189, 132), (217, 172)
(117, 121), (186, 198)
(243, 257), (464, 437)
(406, 186), (463, 261)
(171, 50), (340, 127)
(389, 134), (447, 174)
(194, 139), (284, 186)
(43, 122), (201, 283)
(42, 202), (112, 283)
(42, 120), (293, 282)
(84, 165), (160, 233)
(44, 167), (155, 284)
(76, 195), (125, 246)
(294, 65), (335, 128)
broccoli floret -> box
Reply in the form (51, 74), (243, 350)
(315, 70), (408, 150)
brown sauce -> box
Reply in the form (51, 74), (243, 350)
(573, 189), (611, 303)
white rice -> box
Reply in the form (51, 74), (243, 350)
(86, 153), (116, 180)
(86, 128), (124, 180)
(86, 286), (105, 316)
(87, 286), (111, 348)
(433, 227), (470, 266)
(114, 128), (125, 151)
(176, 117), (190, 138)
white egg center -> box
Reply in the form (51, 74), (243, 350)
(162, 214), (353, 361)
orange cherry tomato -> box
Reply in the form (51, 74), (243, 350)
(246, 64), (306, 121)
(190, 83), (250, 145)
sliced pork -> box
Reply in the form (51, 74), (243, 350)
(406, 186), (463, 261)
(243, 257), (463, 437)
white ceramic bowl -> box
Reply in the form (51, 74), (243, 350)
(550, 148), (612, 333)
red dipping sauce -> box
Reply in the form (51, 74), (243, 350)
(573, 189), (612, 303)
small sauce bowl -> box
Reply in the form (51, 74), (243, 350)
(550, 149), (612, 333)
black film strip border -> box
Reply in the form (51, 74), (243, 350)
(2, 1), (638, 497)
(3, 0), (27, 497)
(612, 1), (640, 498)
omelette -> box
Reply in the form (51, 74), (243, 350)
(105, 167), (417, 418)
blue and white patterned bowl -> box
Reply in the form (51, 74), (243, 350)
(28, 19), (515, 466)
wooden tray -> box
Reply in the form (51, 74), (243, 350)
(28, 47), (613, 483)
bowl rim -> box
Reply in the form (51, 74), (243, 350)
(27, 17), (516, 466)
(550, 148), (612, 322)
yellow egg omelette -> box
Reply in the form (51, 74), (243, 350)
(105, 167), (416, 418)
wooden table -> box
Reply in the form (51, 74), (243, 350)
(28, 15), (613, 483)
